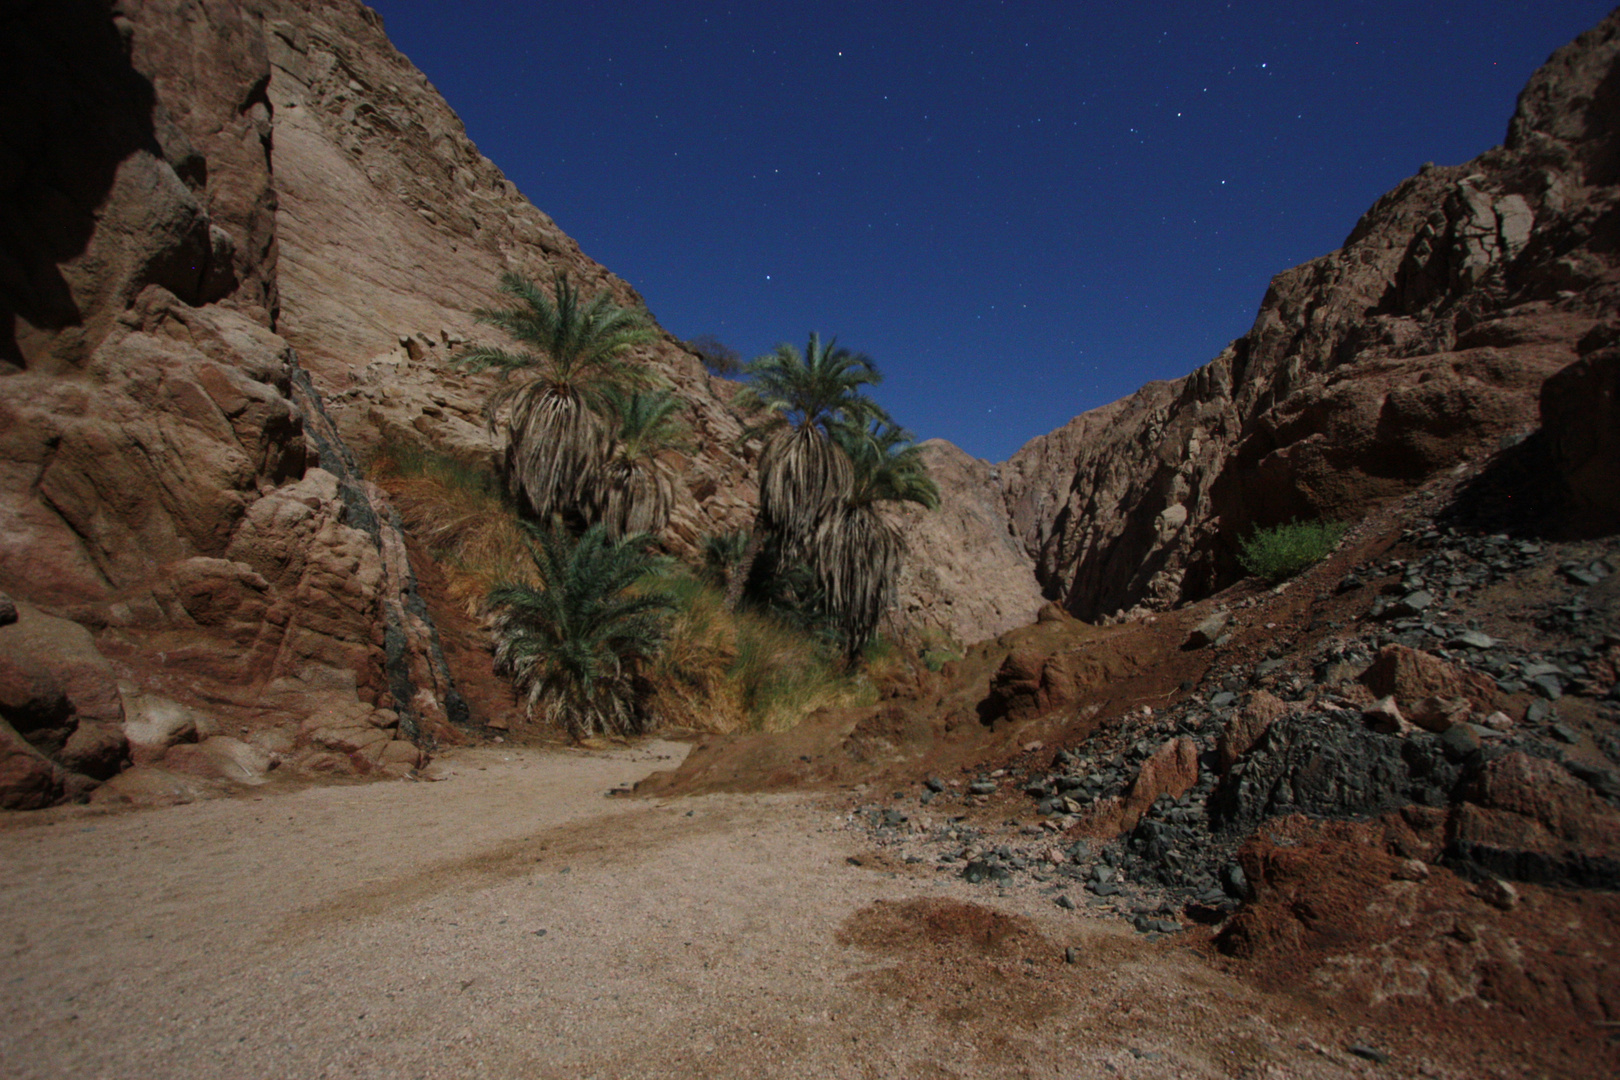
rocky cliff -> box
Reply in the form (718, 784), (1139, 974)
(0, 0), (758, 809)
(5, 2), (1617, 810)
(982, 11), (1620, 621)
(255, 0), (756, 553)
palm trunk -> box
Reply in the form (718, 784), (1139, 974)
(724, 525), (766, 611)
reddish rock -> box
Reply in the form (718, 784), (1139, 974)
(1218, 690), (1289, 771)
(981, 651), (1057, 724)
(1075, 737), (1200, 836)
(163, 736), (273, 786)
(1121, 737), (1199, 828)
(1360, 644), (1497, 712)
(1541, 346), (1620, 517)
(0, 717), (64, 811)
(87, 766), (218, 809)
(1448, 752), (1620, 887)
(1216, 814), (1620, 1054)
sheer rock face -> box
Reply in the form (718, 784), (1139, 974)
(888, 441), (1045, 646)
(254, 0), (756, 555)
(989, 12), (1620, 621)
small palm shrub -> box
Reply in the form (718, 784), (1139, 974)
(489, 524), (676, 738)
(1236, 519), (1347, 583)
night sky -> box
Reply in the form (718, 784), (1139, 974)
(364, 2), (1613, 462)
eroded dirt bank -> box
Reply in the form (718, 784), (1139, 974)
(0, 741), (1477, 1080)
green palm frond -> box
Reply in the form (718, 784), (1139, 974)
(489, 523), (676, 738)
(735, 332), (886, 439)
(836, 420), (941, 510)
(600, 387), (693, 459)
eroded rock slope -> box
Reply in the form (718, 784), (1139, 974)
(990, 12), (1620, 621)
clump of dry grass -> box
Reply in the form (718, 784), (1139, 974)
(643, 575), (867, 734)
(369, 442), (535, 607)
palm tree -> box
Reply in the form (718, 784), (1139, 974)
(726, 333), (884, 609)
(488, 522), (676, 738)
(595, 387), (691, 541)
(453, 271), (658, 522)
(814, 421), (940, 659)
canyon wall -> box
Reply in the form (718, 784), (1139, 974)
(0, 0), (759, 807)
(4, 2), (1617, 813)
(992, 11), (1620, 621)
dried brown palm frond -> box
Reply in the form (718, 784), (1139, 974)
(592, 387), (690, 540)
(810, 501), (902, 661)
(498, 382), (612, 522)
(597, 458), (676, 540)
(758, 423), (853, 552)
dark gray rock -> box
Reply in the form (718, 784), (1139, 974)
(1210, 714), (1422, 835)
(1185, 610), (1231, 650)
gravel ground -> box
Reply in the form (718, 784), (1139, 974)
(1, 741), (1419, 1079)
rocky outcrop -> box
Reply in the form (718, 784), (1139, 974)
(0, 1), (489, 806)
(1541, 328), (1620, 518)
(989, 12), (1620, 621)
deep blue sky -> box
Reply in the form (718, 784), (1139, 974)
(366, 2), (1613, 462)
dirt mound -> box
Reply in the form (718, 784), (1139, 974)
(1216, 814), (1620, 1079)
(839, 897), (1047, 958)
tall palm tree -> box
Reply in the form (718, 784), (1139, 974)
(453, 271), (658, 522)
(726, 333), (884, 609)
(595, 387), (691, 541)
(489, 522), (676, 738)
(814, 421), (940, 659)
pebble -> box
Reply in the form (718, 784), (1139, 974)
(1347, 1044), (1390, 1064)
(1451, 629), (1496, 649)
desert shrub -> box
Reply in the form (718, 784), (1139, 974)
(687, 334), (742, 377)
(1236, 519), (1347, 583)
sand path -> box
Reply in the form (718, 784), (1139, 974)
(0, 742), (1393, 1079)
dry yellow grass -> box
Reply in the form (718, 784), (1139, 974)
(369, 445), (536, 609)
(644, 577), (868, 734)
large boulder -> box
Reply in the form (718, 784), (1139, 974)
(1541, 343), (1620, 519)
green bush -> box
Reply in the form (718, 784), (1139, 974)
(1236, 519), (1346, 583)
